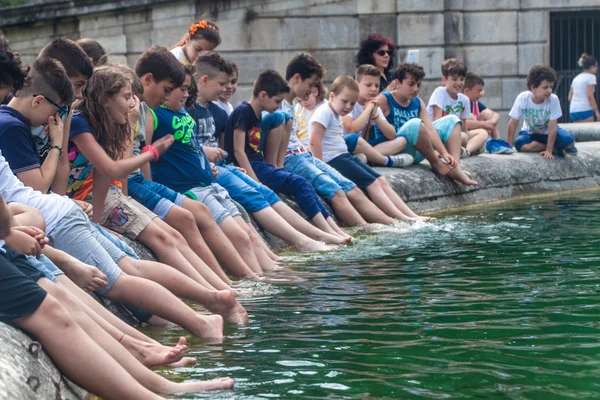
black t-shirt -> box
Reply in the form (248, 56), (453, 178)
(224, 101), (263, 165)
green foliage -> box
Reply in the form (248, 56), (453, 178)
(0, 0), (28, 7)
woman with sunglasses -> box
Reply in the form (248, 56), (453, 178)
(354, 34), (396, 93)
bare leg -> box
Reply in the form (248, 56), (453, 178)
(412, 122), (452, 176)
(377, 177), (420, 219)
(277, 119), (293, 168)
(444, 123), (479, 186)
(354, 138), (389, 165)
(365, 180), (412, 221)
(7, 203), (46, 230)
(466, 128), (489, 154)
(346, 187), (394, 225)
(310, 212), (345, 239)
(14, 295), (164, 400)
(164, 205), (231, 285)
(181, 198), (257, 278)
(326, 216), (352, 241)
(373, 136), (408, 156)
(330, 190), (367, 226)
(221, 216), (264, 275)
(271, 202), (346, 246)
(152, 217), (230, 290)
(103, 274), (227, 338)
(236, 217), (277, 272)
(520, 141), (546, 152)
(264, 124), (284, 167)
(117, 257), (247, 324)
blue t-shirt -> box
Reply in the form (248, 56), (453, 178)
(0, 105), (41, 174)
(150, 106), (212, 192)
(208, 101), (229, 140)
(374, 92), (421, 141)
(186, 101), (219, 148)
(224, 101), (263, 165)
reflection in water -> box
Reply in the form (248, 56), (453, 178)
(148, 192), (600, 399)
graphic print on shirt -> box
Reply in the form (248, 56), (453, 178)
(67, 146), (94, 199)
(443, 102), (465, 116)
(523, 108), (550, 134)
(195, 114), (218, 147)
(172, 112), (195, 145)
(394, 108), (420, 128)
(248, 126), (262, 153)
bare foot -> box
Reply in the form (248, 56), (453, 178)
(122, 336), (190, 367)
(431, 158), (452, 175)
(448, 169), (479, 186)
(166, 357), (197, 368)
(295, 239), (337, 252)
(166, 377), (235, 393)
(204, 290), (249, 324)
(193, 314), (224, 339)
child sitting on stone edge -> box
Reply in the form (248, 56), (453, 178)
(427, 58), (489, 157)
(462, 72), (514, 154)
(309, 76), (431, 222)
(507, 65), (577, 159)
(376, 63), (479, 186)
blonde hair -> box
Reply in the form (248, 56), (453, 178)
(330, 76), (359, 95)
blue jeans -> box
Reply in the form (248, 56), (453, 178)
(284, 152), (356, 201)
(251, 161), (330, 219)
(25, 254), (64, 282)
(515, 127), (575, 152)
(127, 173), (185, 220)
(327, 152), (381, 190)
(215, 165), (280, 213)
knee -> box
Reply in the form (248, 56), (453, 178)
(171, 207), (196, 230)
(152, 225), (177, 247)
(38, 295), (75, 327)
(231, 226), (252, 247)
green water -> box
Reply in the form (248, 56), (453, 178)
(156, 192), (600, 399)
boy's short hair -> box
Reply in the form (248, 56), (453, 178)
(527, 65), (556, 89)
(285, 53), (325, 81)
(193, 51), (232, 80)
(355, 64), (380, 82)
(135, 45), (185, 87)
(330, 76), (360, 96)
(253, 70), (290, 98)
(464, 72), (485, 89)
(38, 38), (93, 79)
(109, 62), (144, 97)
(228, 60), (239, 77)
(76, 38), (108, 66)
(441, 58), (467, 78)
(0, 51), (28, 92)
(393, 63), (425, 83)
(18, 57), (74, 104)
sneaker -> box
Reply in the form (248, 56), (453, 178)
(486, 139), (506, 154)
(498, 139), (516, 154)
(566, 146), (578, 154)
(354, 153), (368, 163)
(460, 147), (470, 159)
(388, 153), (414, 168)
(553, 148), (566, 157)
(471, 145), (486, 156)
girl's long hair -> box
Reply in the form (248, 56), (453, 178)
(171, 19), (221, 50)
(75, 65), (132, 159)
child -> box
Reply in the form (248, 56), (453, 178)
(507, 65), (577, 158)
(0, 58), (241, 337)
(342, 64), (414, 167)
(0, 50), (26, 103)
(280, 56), (393, 226)
(68, 64), (233, 292)
(224, 69), (346, 242)
(214, 60), (238, 115)
(76, 38), (109, 66)
(463, 72), (514, 154)
(170, 19), (221, 64)
(569, 53), (599, 122)
(187, 52), (347, 248)
(309, 76), (430, 222)
(427, 58), (489, 157)
(377, 63), (478, 186)
(147, 63), (283, 276)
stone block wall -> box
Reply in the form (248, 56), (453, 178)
(2, 0), (600, 136)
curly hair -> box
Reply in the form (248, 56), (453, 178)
(182, 64), (196, 108)
(526, 65), (556, 90)
(354, 34), (395, 74)
(0, 50), (28, 94)
(285, 53), (325, 81)
(75, 65), (132, 160)
(393, 63), (425, 83)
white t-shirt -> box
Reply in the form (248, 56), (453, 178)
(0, 239), (5, 253)
(570, 72), (597, 113)
(213, 100), (234, 116)
(343, 102), (386, 137)
(0, 151), (74, 235)
(308, 103), (348, 163)
(426, 86), (471, 121)
(509, 91), (562, 134)
(295, 101), (326, 148)
(170, 46), (190, 65)
(279, 99), (303, 152)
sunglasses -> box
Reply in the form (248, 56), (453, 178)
(34, 94), (69, 118)
(375, 50), (393, 56)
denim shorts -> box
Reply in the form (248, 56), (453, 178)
(215, 165), (280, 213)
(91, 223), (140, 260)
(344, 133), (361, 154)
(284, 152), (356, 201)
(183, 183), (241, 226)
(128, 173), (185, 220)
(25, 254), (64, 283)
(570, 109), (594, 122)
(515, 127), (575, 152)
(48, 206), (124, 294)
(327, 152), (381, 190)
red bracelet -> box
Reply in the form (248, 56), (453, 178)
(142, 145), (159, 161)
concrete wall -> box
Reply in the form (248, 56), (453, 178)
(2, 0), (600, 135)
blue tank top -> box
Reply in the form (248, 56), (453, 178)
(150, 106), (213, 193)
(374, 92), (421, 141)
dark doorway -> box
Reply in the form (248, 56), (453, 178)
(550, 10), (600, 122)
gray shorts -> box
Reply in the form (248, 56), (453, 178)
(231, 199), (250, 223)
(25, 254), (64, 283)
(48, 205), (125, 294)
(184, 184), (241, 226)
